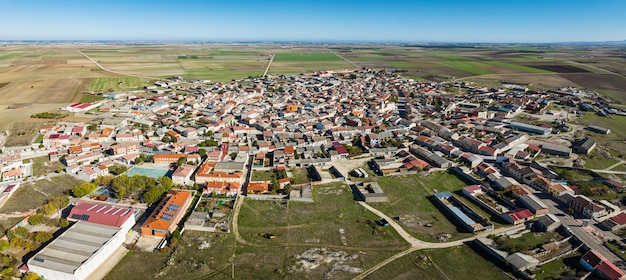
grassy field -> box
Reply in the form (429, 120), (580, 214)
(364, 245), (511, 280)
(26, 155), (63, 177)
(0, 174), (84, 213)
(107, 232), (401, 280)
(238, 182), (408, 249)
(251, 170), (274, 181)
(574, 113), (626, 157)
(534, 252), (582, 280)
(374, 172), (484, 242)
(290, 167), (310, 185)
(4, 121), (46, 147)
(88, 77), (145, 91)
(79, 94), (106, 103)
(107, 182), (407, 279)
(104, 251), (168, 280)
(582, 153), (621, 170)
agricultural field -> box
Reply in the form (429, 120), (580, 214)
(88, 76), (145, 91)
(0, 46), (108, 104)
(268, 52), (354, 75)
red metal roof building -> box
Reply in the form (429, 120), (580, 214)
(67, 202), (136, 232)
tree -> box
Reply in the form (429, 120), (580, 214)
(23, 271), (42, 280)
(28, 214), (43, 226)
(1, 267), (13, 278)
(161, 135), (172, 143)
(95, 175), (114, 187)
(57, 218), (69, 228)
(159, 176), (174, 190)
(198, 148), (207, 157)
(230, 152), (237, 160)
(34, 231), (53, 243)
(0, 240), (9, 251)
(15, 226), (29, 238)
(112, 175), (131, 199)
(72, 182), (98, 197)
(41, 203), (57, 215)
(176, 157), (186, 167)
(143, 186), (164, 205)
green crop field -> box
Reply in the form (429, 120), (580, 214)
(273, 52), (342, 61)
(88, 77), (145, 91)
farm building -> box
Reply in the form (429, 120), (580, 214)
(351, 181), (387, 202)
(587, 125), (611, 134)
(541, 144), (572, 158)
(434, 191), (493, 233)
(572, 138), (596, 155)
(533, 214), (561, 232)
(509, 122), (551, 135)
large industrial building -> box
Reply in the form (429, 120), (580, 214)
(27, 202), (136, 280)
(27, 222), (127, 280)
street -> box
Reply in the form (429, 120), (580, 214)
(537, 193), (626, 269)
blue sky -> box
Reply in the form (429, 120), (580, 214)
(1, 0), (625, 42)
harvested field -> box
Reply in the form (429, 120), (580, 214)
(0, 103), (65, 132)
(0, 78), (92, 104)
(523, 64), (591, 73)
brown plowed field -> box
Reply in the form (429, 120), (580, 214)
(522, 64), (591, 73)
(560, 73), (626, 91)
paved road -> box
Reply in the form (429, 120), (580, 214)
(538, 194), (625, 268)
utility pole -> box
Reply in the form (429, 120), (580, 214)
(232, 262), (234, 278)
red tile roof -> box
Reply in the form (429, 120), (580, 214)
(506, 208), (534, 221)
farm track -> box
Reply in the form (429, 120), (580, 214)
(79, 51), (162, 80)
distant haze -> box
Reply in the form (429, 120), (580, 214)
(1, 0), (625, 43)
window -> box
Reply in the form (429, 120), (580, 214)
(71, 214), (82, 220)
(81, 214), (90, 221)
(34, 257), (45, 263)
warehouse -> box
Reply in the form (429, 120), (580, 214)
(509, 122), (552, 135)
(27, 222), (127, 280)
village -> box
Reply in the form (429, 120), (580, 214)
(1, 67), (626, 279)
